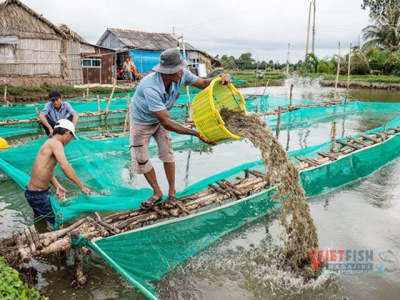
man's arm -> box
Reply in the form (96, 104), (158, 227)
(71, 114), (79, 126)
(154, 109), (216, 145)
(39, 113), (54, 136)
(50, 176), (67, 200)
(191, 73), (231, 90)
(51, 141), (91, 194)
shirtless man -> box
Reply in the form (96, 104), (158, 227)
(24, 119), (90, 225)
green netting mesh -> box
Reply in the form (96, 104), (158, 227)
(0, 101), (399, 299)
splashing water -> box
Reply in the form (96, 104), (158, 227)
(284, 75), (324, 89)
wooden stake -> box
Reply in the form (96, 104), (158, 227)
(334, 41), (341, 101)
(124, 93), (130, 132)
(276, 106), (282, 139)
(262, 79), (270, 96)
(3, 84), (7, 106)
(289, 84), (294, 107)
(331, 121), (337, 152)
(105, 78), (117, 122)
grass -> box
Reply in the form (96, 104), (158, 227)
(229, 71), (287, 87)
(0, 84), (132, 98)
(303, 73), (400, 84)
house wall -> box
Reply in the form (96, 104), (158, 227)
(130, 49), (161, 74)
(0, 38), (86, 85)
(62, 40), (83, 85)
(82, 47), (115, 84)
(99, 33), (124, 50)
(0, 39), (61, 76)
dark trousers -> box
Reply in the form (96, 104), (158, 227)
(41, 115), (73, 136)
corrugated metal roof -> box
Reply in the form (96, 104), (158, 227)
(97, 28), (197, 51)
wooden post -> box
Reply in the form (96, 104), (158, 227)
(86, 83), (89, 100)
(331, 121), (337, 152)
(124, 93), (130, 132)
(276, 106), (282, 139)
(262, 79), (270, 96)
(286, 129), (290, 151)
(334, 41), (341, 101)
(97, 95), (100, 112)
(286, 43), (290, 75)
(4, 84), (7, 106)
(345, 43), (352, 104)
(105, 78), (117, 122)
(289, 84), (294, 107)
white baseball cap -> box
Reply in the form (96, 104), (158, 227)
(54, 119), (78, 140)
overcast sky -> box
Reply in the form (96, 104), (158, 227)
(22, 0), (371, 63)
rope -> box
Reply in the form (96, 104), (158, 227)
(10, 212), (54, 233)
(71, 236), (88, 248)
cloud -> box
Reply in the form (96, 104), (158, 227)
(21, 0), (370, 62)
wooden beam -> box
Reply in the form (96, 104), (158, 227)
(337, 140), (363, 150)
(358, 132), (381, 143)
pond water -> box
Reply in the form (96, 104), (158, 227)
(0, 83), (399, 299)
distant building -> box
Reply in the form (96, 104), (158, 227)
(96, 28), (221, 77)
(0, 0), (115, 86)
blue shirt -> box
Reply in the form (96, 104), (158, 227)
(40, 101), (77, 122)
(130, 70), (198, 125)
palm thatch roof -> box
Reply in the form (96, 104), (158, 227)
(96, 28), (197, 51)
(0, 0), (86, 42)
(58, 24), (90, 44)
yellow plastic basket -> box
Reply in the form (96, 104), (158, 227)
(191, 77), (247, 142)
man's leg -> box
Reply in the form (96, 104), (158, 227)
(143, 167), (163, 199)
(40, 115), (55, 136)
(163, 162), (176, 197)
(130, 123), (162, 200)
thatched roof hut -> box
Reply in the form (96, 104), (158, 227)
(0, 0), (115, 86)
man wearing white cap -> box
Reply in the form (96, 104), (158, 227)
(25, 119), (90, 226)
(130, 48), (230, 210)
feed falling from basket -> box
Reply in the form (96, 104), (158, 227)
(219, 107), (320, 280)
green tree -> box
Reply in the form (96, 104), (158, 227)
(349, 46), (371, 75)
(362, 4), (400, 50)
(237, 52), (256, 69)
(361, 0), (400, 16)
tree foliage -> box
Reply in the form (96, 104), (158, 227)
(362, 4), (400, 49)
(361, 0), (400, 16)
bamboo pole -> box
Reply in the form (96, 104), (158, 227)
(124, 93), (130, 132)
(331, 121), (337, 152)
(262, 79), (270, 96)
(105, 78), (117, 122)
(289, 84), (294, 107)
(334, 41), (341, 101)
(4, 84), (7, 106)
(345, 43), (352, 104)
(276, 106), (282, 139)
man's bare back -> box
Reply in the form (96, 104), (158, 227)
(28, 138), (60, 190)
